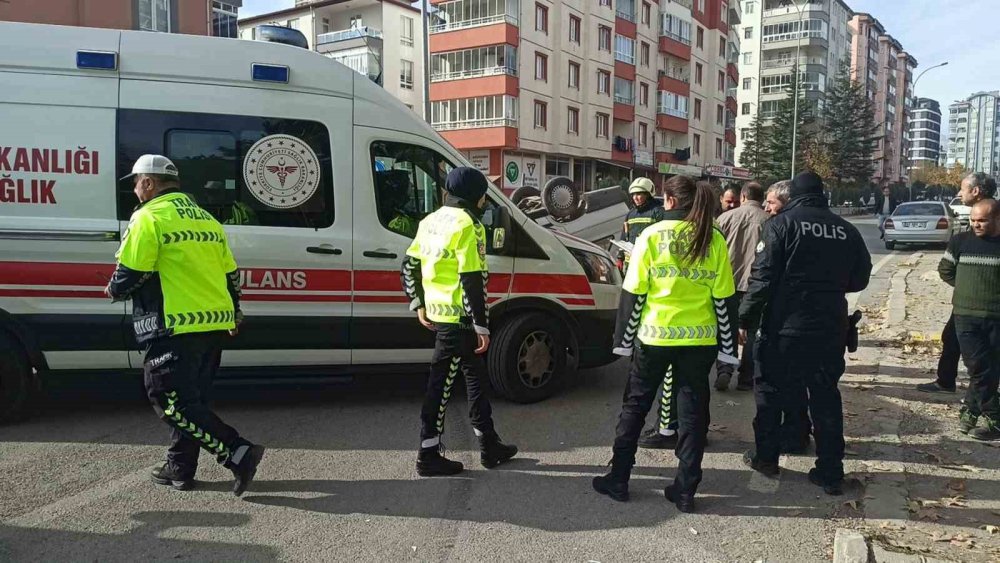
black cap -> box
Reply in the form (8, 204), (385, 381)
(790, 171), (824, 198)
(445, 166), (489, 203)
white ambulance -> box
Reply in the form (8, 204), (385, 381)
(0, 22), (621, 420)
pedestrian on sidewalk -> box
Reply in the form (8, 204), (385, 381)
(938, 199), (1000, 441)
(875, 186), (899, 239)
(593, 175), (739, 513)
(919, 172), (994, 394)
(741, 172), (872, 496)
(401, 167), (518, 476)
(764, 180), (791, 216)
(714, 182), (769, 392)
(105, 155), (265, 496)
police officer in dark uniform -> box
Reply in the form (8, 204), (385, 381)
(740, 172), (872, 496)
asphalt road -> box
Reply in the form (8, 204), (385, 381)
(0, 214), (902, 562)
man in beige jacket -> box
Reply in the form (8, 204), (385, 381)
(715, 182), (769, 391)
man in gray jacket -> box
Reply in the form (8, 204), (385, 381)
(715, 182), (769, 391)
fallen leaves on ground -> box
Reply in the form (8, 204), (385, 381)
(940, 464), (983, 473)
(942, 496), (968, 508)
(947, 478), (967, 493)
(843, 500), (860, 510)
(688, 528), (698, 536)
(984, 525), (999, 536)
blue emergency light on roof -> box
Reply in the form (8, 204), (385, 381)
(77, 51), (117, 71)
(252, 63), (290, 84)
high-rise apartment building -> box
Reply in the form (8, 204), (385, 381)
(850, 13), (915, 186)
(947, 91), (1000, 176)
(0, 0), (239, 36)
(238, 0), (425, 115)
(734, 0), (853, 168)
(908, 98), (942, 171)
(428, 0), (742, 193)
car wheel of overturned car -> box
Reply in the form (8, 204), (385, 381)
(542, 176), (587, 223)
(487, 312), (570, 403)
(510, 186), (541, 207)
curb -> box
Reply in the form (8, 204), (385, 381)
(834, 529), (952, 563)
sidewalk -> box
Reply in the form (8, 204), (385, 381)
(836, 249), (1000, 562)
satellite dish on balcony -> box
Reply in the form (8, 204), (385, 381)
(256, 25), (309, 49)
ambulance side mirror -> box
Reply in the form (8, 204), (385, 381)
(482, 203), (511, 255)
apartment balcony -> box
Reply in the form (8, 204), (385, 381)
(726, 129), (736, 146)
(727, 62), (739, 82)
(726, 96), (738, 115)
(762, 35), (828, 52)
(730, 0), (742, 26)
(616, 1), (637, 38)
(762, 3), (830, 19)
(614, 101), (635, 122)
(435, 120), (519, 151)
(666, 0), (692, 8)
(656, 108), (689, 134)
(612, 136), (634, 163)
(316, 26), (383, 54)
(659, 29), (692, 61)
(655, 147), (691, 165)
(429, 1), (519, 52)
(658, 71), (690, 97)
(430, 74), (519, 100)
(760, 56), (826, 72)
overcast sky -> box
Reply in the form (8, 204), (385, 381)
(241, 0), (999, 134)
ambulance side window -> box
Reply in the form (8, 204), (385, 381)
(117, 109), (335, 228)
(369, 141), (452, 239)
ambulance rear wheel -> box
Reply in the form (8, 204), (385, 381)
(0, 333), (33, 422)
(488, 313), (569, 403)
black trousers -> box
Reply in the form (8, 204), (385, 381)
(419, 324), (495, 446)
(717, 292), (757, 387)
(754, 335), (845, 482)
(955, 316), (1000, 421)
(936, 314), (961, 389)
(613, 343), (716, 495)
(144, 332), (248, 478)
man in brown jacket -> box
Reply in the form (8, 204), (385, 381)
(715, 182), (769, 391)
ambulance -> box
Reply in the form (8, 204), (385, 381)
(0, 22), (621, 420)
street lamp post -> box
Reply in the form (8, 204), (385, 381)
(909, 61), (948, 200)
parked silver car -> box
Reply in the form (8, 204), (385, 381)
(884, 201), (962, 250)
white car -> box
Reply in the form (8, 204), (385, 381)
(949, 197), (971, 226)
(884, 201), (963, 250)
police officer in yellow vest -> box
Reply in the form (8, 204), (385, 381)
(400, 167), (517, 476)
(594, 175), (740, 513)
(106, 155), (264, 496)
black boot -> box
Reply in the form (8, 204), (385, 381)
(228, 444), (266, 497)
(781, 433), (811, 455)
(479, 433), (518, 469)
(416, 446), (464, 477)
(592, 455), (632, 502)
(743, 450), (779, 478)
(808, 468), (844, 496)
(151, 462), (194, 491)
(664, 484), (696, 513)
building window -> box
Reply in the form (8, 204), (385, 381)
(640, 82), (649, 106)
(695, 63), (703, 85)
(598, 70), (611, 95)
(569, 15), (581, 43)
(599, 26), (612, 51)
(745, 1), (755, 14)
(615, 34), (636, 64)
(639, 122), (648, 146)
(614, 77), (635, 105)
(743, 52), (753, 65)
(694, 98), (702, 119)
(401, 16), (414, 46)
(568, 107), (579, 134)
(743, 77), (752, 90)
(693, 133), (701, 155)
(569, 61), (580, 88)
(536, 3), (549, 33)
(698, 0), (706, 12)
(600, 0), (611, 6)
(658, 91), (689, 118)
(287, 18), (300, 30)
(719, 37), (726, 58)
(717, 104), (724, 125)
(642, 2), (651, 25)
(349, 15), (362, 28)
(322, 17), (330, 34)
(431, 95), (519, 130)
(139, 0), (171, 33)
(744, 26), (753, 39)
(641, 42), (650, 66)
(535, 52), (548, 81)
(211, 2), (238, 38)
(431, 45), (518, 81)
(696, 27), (704, 49)
(742, 103), (751, 115)
(597, 113), (610, 138)
(400, 60), (414, 90)
(715, 138), (723, 159)
(534, 100), (547, 129)
(718, 71), (725, 91)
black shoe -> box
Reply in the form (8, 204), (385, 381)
(592, 473), (629, 502)
(743, 450), (779, 478)
(151, 463), (194, 491)
(781, 435), (811, 455)
(479, 434), (518, 469)
(664, 484), (696, 513)
(970, 417), (1000, 442)
(736, 381), (754, 391)
(808, 468), (843, 496)
(959, 409), (979, 435)
(416, 446), (464, 477)
(917, 382), (956, 393)
(714, 375), (731, 391)
(638, 428), (678, 449)
(230, 444), (266, 497)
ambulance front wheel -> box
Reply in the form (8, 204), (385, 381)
(488, 313), (570, 403)
(0, 332), (34, 422)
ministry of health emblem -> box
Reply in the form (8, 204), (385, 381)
(243, 134), (321, 209)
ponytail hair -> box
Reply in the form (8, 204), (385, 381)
(662, 175), (717, 265)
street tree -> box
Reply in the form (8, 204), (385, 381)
(762, 76), (815, 182)
(819, 63), (879, 188)
(739, 112), (770, 182)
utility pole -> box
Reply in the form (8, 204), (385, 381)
(421, 0), (431, 123)
(908, 61), (948, 201)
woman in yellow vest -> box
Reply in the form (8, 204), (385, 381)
(593, 175), (739, 513)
